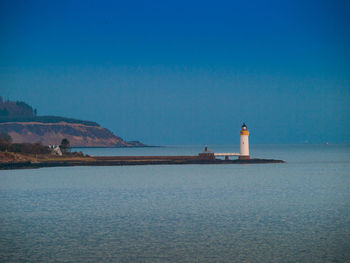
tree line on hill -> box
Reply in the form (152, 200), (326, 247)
(0, 97), (99, 126)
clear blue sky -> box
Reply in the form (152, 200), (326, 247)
(1, 0), (349, 145)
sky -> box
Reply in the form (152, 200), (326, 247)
(0, 0), (349, 145)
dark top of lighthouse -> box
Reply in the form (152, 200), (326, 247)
(241, 123), (247, 130)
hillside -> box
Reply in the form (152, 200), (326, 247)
(0, 97), (145, 147)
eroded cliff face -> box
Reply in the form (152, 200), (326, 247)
(0, 122), (137, 147)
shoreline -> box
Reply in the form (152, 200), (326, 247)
(0, 156), (285, 170)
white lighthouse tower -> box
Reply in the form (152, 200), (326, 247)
(239, 123), (250, 160)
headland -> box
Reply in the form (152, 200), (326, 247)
(0, 122), (285, 170)
(0, 153), (285, 170)
(0, 98), (146, 147)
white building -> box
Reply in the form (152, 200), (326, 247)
(239, 123), (250, 160)
(48, 145), (62, 156)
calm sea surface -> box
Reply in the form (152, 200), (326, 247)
(1, 144), (350, 262)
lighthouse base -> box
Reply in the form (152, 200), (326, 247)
(239, 155), (250, 160)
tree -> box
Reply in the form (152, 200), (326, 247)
(0, 133), (12, 143)
(0, 133), (12, 152)
(0, 108), (9, 116)
(59, 138), (71, 154)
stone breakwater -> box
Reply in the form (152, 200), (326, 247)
(0, 155), (285, 170)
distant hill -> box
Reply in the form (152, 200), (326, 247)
(0, 115), (99, 127)
(0, 97), (99, 126)
(0, 97), (145, 147)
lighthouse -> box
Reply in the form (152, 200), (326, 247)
(239, 123), (250, 160)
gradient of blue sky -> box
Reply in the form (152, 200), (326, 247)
(1, 0), (349, 144)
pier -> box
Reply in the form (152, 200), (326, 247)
(0, 154), (285, 170)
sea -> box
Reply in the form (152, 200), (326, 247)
(0, 144), (349, 263)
